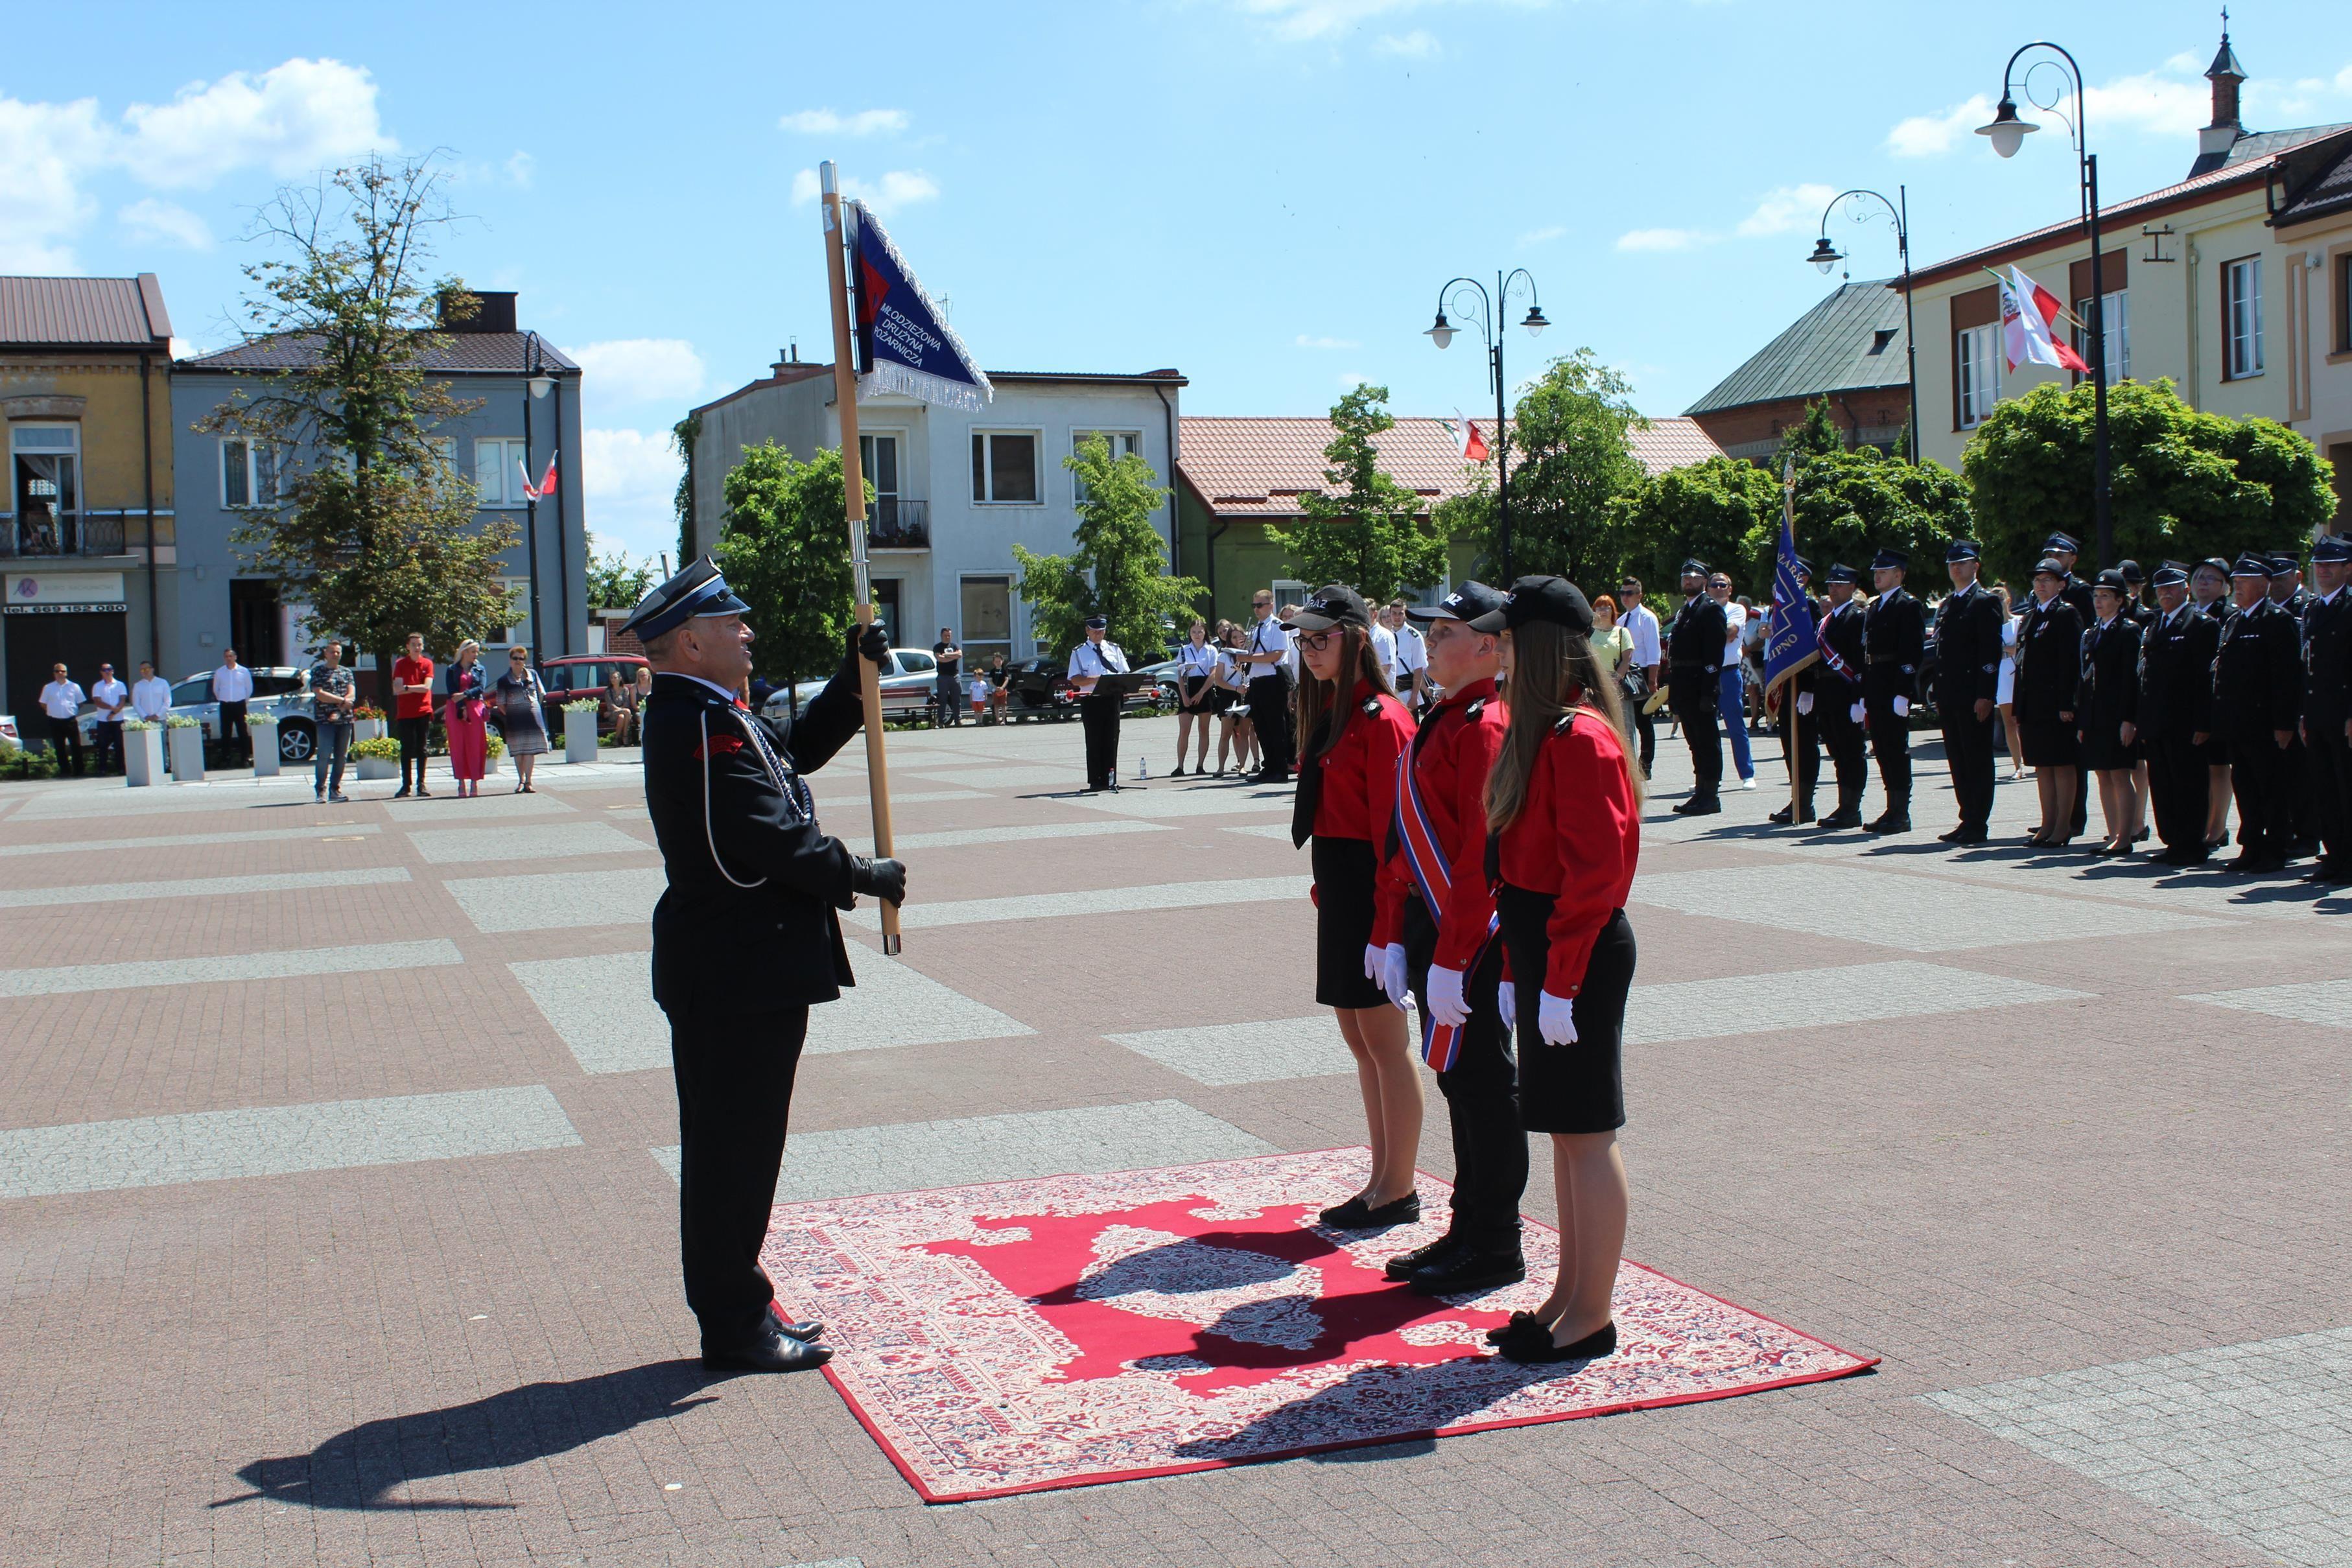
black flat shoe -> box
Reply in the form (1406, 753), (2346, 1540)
(1384, 1234), (1463, 1282)
(1409, 1248), (1526, 1297)
(1485, 1310), (1549, 1346)
(1319, 1194), (1372, 1227)
(1501, 1319), (1617, 1365)
(1321, 1191), (1419, 1229)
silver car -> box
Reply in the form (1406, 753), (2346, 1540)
(764, 647), (950, 727)
(86, 667), (320, 762)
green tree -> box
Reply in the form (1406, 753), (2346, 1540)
(1015, 435), (1204, 659)
(201, 156), (518, 673)
(1776, 397), (1845, 466)
(1762, 446), (1970, 591)
(1964, 377), (2334, 585)
(671, 410), (701, 567)
(1468, 349), (1647, 587)
(1611, 456), (1781, 595)
(713, 443), (854, 695)
(1265, 384), (1447, 602)
(584, 543), (654, 611)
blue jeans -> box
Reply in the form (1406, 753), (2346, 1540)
(1718, 668), (1754, 780)
(313, 721), (351, 795)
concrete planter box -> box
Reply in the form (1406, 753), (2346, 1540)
(563, 720), (599, 764)
(167, 726), (206, 782)
(355, 717), (387, 743)
(484, 748), (502, 774)
(124, 727), (165, 787)
(355, 755), (397, 782)
(250, 720), (280, 777)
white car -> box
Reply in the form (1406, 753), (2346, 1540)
(83, 667), (321, 762)
(762, 647), (950, 727)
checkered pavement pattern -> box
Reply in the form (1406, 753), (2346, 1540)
(1, 713), (2344, 1566)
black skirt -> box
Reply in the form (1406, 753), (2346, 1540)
(2021, 716), (2078, 768)
(2077, 722), (2141, 772)
(1312, 836), (1387, 1009)
(1498, 886), (1633, 1135)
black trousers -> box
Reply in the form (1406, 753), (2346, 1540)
(1864, 690), (1911, 812)
(1940, 702), (1996, 830)
(1403, 898), (1525, 1252)
(2312, 729), (2352, 869)
(396, 715), (431, 789)
(1246, 675), (1292, 780)
(1818, 693), (1866, 813)
(1632, 699), (1657, 775)
(2290, 732), (2320, 846)
(1671, 678), (1721, 799)
(2229, 732), (2296, 860)
(1079, 692), (1122, 788)
(670, 1005), (808, 1346)
(2146, 733), (2210, 856)
(219, 699), (249, 761)
(92, 719), (123, 774)
(47, 715), (85, 775)
(1779, 698), (1820, 812)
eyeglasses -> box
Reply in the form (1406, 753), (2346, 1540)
(1297, 631), (1336, 651)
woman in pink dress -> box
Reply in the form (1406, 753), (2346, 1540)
(443, 639), (489, 797)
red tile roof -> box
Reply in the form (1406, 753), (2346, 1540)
(1177, 415), (1721, 519)
(0, 274), (172, 349)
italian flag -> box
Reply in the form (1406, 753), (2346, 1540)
(1999, 266), (2091, 375)
(1445, 412), (1490, 463)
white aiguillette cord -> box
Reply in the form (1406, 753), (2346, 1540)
(699, 709), (768, 891)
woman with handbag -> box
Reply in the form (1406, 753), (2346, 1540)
(1590, 594), (1639, 746)
(443, 640), (489, 798)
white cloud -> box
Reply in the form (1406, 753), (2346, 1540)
(505, 150), (534, 187)
(1886, 94), (1995, 158)
(1517, 224), (1565, 246)
(1889, 53), (2352, 158)
(1735, 183), (1839, 238)
(1616, 227), (1710, 253)
(582, 428), (685, 560)
(115, 58), (388, 189)
(779, 108), (909, 136)
(569, 338), (707, 406)
(117, 196), (210, 250)
(1295, 333), (1359, 349)
(1375, 30), (1439, 57)
(2085, 69), (2211, 137)
(788, 166), (939, 213)
(0, 95), (106, 270)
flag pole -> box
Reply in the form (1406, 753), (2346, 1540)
(1782, 456), (1800, 826)
(820, 161), (902, 956)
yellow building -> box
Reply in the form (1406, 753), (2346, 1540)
(2268, 136), (2352, 529)
(0, 274), (175, 729)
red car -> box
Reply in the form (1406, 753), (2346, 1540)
(536, 654), (650, 739)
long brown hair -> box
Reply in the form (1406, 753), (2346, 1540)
(1485, 617), (1648, 834)
(1295, 624), (1395, 763)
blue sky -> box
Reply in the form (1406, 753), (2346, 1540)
(7, 0), (2349, 560)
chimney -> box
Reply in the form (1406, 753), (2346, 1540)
(2201, 21), (2247, 159)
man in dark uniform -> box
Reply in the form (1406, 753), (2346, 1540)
(628, 559), (909, 1373)
(2214, 554), (2305, 872)
(2116, 560), (2156, 625)
(1813, 564), (1870, 828)
(2193, 558), (2233, 623)
(2043, 532), (2098, 626)
(1933, 541), (2004, 843)
(2270, 554), (2313, 622)
(2268, 554), (2322, 858)
(1769, 559), (1821, 826)
(2136, 562), (2221, 865)
(1862, 548), (1924, 834)
(1067, 615), (1130, 793)
(2300, 535), (2352, 883)
(1666, 558), (1727, 815)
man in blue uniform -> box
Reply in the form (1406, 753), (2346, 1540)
(625, 559), (908, 1373)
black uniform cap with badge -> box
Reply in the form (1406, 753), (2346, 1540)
(2151, 561), (2191, 589)
(1406, 581), (1509, 626)
(1946, 540), (1981, 565)
(620, 555), (753, 644)
(1823, 563), (1859, 586)
(1464, 574), (1594, 636)
(1283, 583), (1374, 635)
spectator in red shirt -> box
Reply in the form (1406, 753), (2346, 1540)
(392, 632), (436, 798)
(1466, 576), (1644, 1366)
(1285, 584), (1422, 1232)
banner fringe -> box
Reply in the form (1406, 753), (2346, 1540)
(859, 360), (989, 411)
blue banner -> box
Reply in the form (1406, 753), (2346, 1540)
(1763, 508), (1819, 699)
(851, 204), (992, 412)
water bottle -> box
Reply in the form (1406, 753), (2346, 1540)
(1136, 755), (1148, 780)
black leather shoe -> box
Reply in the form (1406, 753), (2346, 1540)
(1948, 825), (1989, 845)
(1817, 809), (1862, 830)
(701, 1326), (833, 1373)
(1679, 796), (1722, 816)
(1409, 1248), (1527, 1297)
(1866, 813), (1911, 834)
(1383, 1234), (1463, 1281)
(764, 1304), (825, 1342)
(1500, 1319), (1617, 1365)
(1321, 1191), (1419, 1229)
(1485, 1310), (1549, 1346)
(1768, 806), (1793, 825)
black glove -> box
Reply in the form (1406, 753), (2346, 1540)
(851, 623), (890, 666)
(851, 855), (906, 906)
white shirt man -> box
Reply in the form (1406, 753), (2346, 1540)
(38, 666), (88, 776)
(1385, 603), (1429, 705)
(211, 656), (254, 704)
(1619, 595), (1662, 674)
(131, 664), (172, 721)
(38, 672), (85, 720)
(90, 668), (128, 720)
(1368, 617), (1396, 677)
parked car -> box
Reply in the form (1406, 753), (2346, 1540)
(1003, 657), (1079, 722)
(763, 647), (947, 728)
(537, 654), (650, 740)
(1133, 657), (1183, 712)
(83, 666), (320, 762)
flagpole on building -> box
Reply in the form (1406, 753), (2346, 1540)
(819, 159), (902, 957)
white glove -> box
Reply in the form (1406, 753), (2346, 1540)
(1378, 943), (1409, 1007)
(1537, 990), (1579, 1047)
(1363, 943), (1383, 983)
(1426, 965), (1468, 1028)
(1892, 695), (1910, 717)
(1795, 692), (1813, 716)
(1497, 981), (1518, 1034)
(1850, 700), (1865, 723)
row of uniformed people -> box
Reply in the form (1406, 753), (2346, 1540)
(1286, 577), (1643, 1366)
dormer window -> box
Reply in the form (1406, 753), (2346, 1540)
(1868, 329), (1898, 356)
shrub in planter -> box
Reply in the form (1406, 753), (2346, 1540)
(561, 699), (601, 763)
(349, 733), (401, 781)
(122, 720), (166, 787)
(248, 714), (281, 776)
(484, 733), (505, 773)
(166, 714), (206, 781)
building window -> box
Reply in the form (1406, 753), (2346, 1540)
(860, 432), (906, 528)
(2336, 254), (2351, 355)
(10, 423), (80, 556)
(475, 438), (530, 506)
(1071, 429), (1141, 505)
(2072, 289), (2130, 383)
(960, 574), (1014, 666)
(1956, 323), (2001, 428)
(220, 438), (279, 508)
(970, 432), (1039, 504)
(2223, 257), (2263, 379)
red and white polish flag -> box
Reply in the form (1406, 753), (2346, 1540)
(2000, 267), (2091, 375)
(518, 449), (559, 502)
(1444, 411), (1491, 463)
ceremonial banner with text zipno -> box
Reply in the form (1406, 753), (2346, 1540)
(1763, 511), (1819, 701)
(850, 202), (993, 411)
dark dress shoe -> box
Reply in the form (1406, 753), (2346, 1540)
(1501, 1319), (1617, 1365)
(1936, 826), (1966, 842)
(1679, 797), (1722, 816)
(1865, 813), (1911, 834)
(764, 1304), (825, 1342)
(1485, 1310), (1547, 1346)
(701, 1326), (833, 1373)
(1949, 825), (1989, 845)
(1409, 1247), (1527, 1297)
(1768, 806), (1793, 825)
(2132, 827), (2150, 843)
(2301, 863), (2352, 883)
(1817, 810), (1862, 830)
(1321, 1191), (1420, 1229)
(1384, 1234), (1463, 1281)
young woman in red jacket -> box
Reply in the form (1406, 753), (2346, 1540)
(1464, 576), (1644, 1364)
(1286, 585), (1423, 1230)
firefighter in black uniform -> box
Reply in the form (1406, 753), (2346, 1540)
(1769, 558), (1821, 826)
(1933, 541), (2004, 843)
(2270, 555), (2322, 858)
(1813, 564), (1870, 828)
(2136, 562), (2221, 865)
(2214, 554), (2305, 871)
(2042, 532), (2099, 626)
(2301, 535), (2352, 883)
(1666, 558), (1728, 815)
(1863, 548), (1924, 834)
(627, 558), (908, 1374)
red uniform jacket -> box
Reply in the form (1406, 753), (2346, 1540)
(1492, 705), (1640, 998)
(1306, 688), (1417, 846)
(1376, 677), (1507, 955)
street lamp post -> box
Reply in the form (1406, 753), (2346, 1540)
(1807, 187), (1920, 464)
(1977, 41), (2112, 567)
(522, 330), (552, 653)
(1424, 270), (1547, 580)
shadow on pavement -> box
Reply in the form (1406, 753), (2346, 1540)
(209, 1360), (721, 1512)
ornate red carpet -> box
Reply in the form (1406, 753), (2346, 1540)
(762, 1148), (1876, 1501)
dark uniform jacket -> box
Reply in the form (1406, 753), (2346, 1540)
(1931, 581), (2003, 711)
(2077, 615), (2143, 749)
(2304, 588), (2352, 737)
(1863, 587), (1925, 702)
(2014, 595), (2083, 726)
(1816, 598), (1866, 707)
(642, 660), (867, 1016)
(2213, 598), (2303, 742)
(2135, 604), (2219, 743)
(2059, 574), (2097, 627)
(1665, 595), (1728, 711)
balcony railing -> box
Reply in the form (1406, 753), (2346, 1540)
(1, 513), (126, 559)
(867, 497), (929, 549)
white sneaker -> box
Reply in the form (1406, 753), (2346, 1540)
(1740, 777), (1757, 790)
